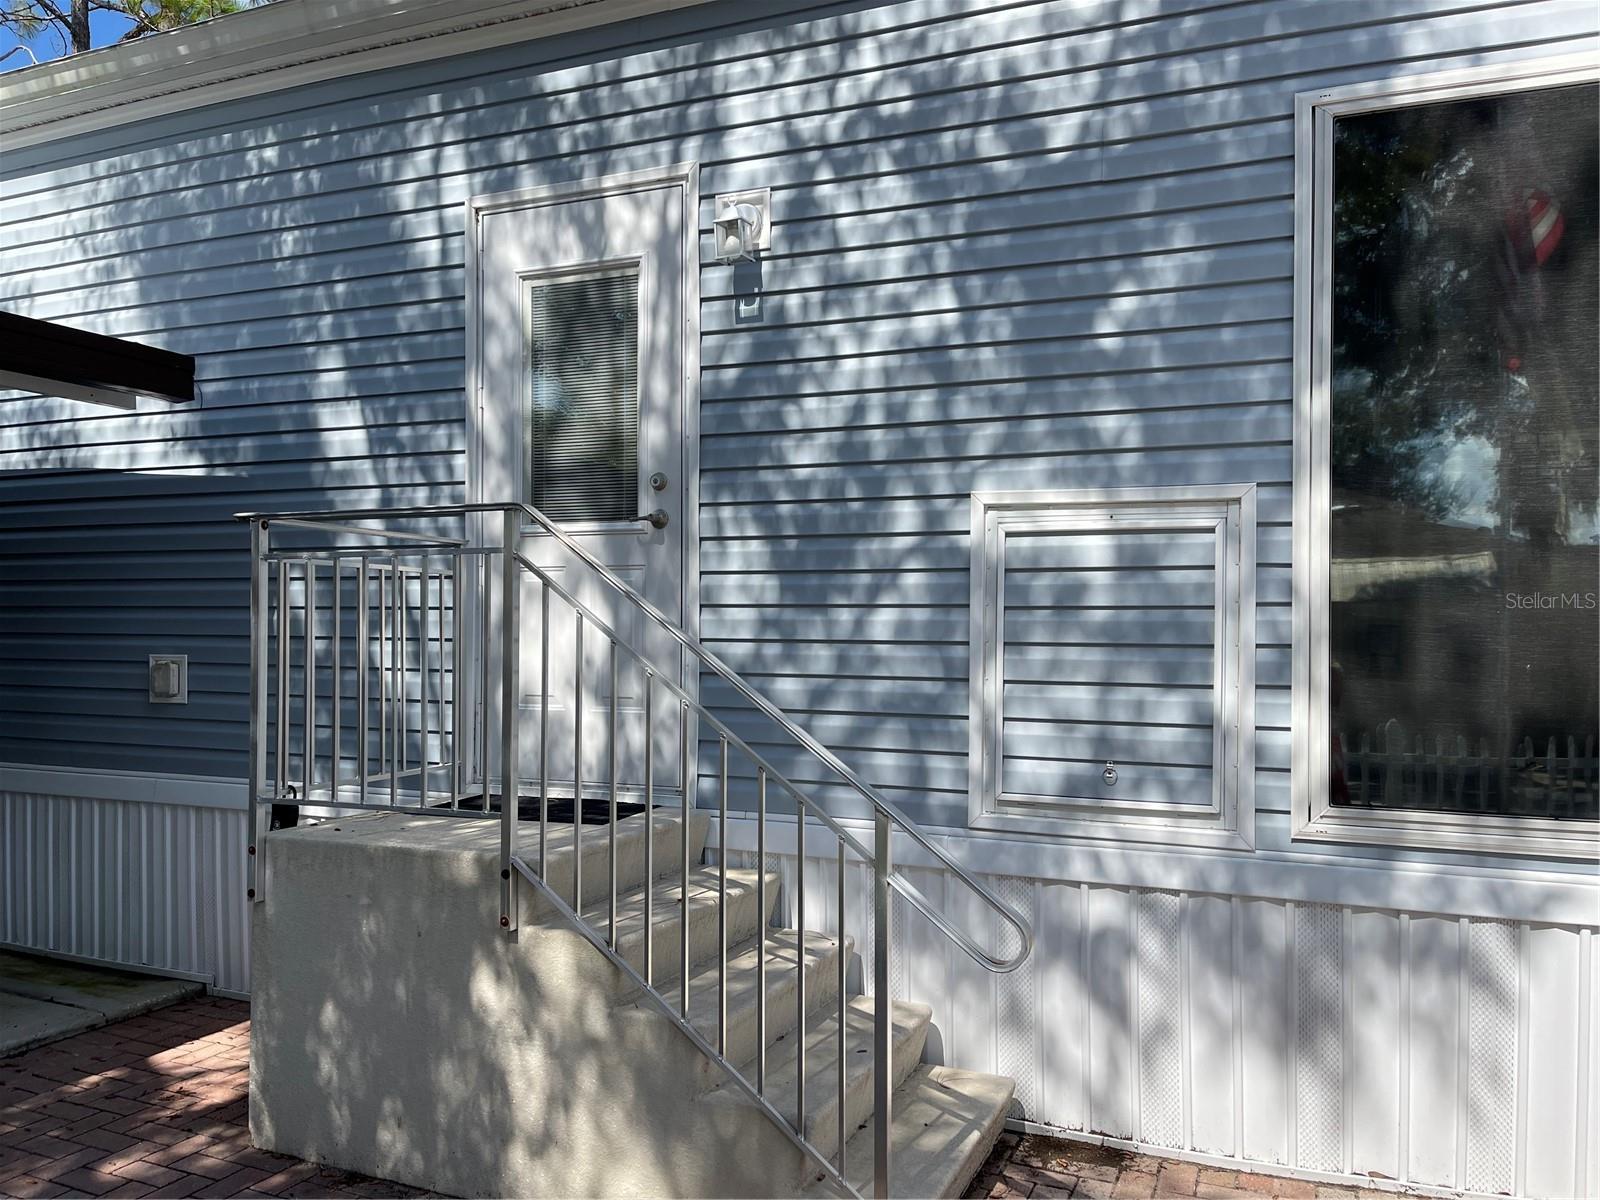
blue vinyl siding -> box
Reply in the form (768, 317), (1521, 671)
(1, 0), (1596, 869)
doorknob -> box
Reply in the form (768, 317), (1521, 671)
(634, 509), (670, 530)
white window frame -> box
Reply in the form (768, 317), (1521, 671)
(1291, 54), (1600, 859)
(969, 486), (1257, 852)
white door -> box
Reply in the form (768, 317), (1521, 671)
(477, 181), (689, 803)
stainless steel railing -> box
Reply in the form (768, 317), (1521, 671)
(243, 520), (475, 825)
(239, 501), (1033, 1199)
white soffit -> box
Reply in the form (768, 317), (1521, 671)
(0, 0), (712, 152)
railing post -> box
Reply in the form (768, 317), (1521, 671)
(500, 508), (520, 933)
(873, 809), (892, 1199)
(247, 518), (270, 903)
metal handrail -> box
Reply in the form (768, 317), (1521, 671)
(239, 499), (1036, 1199)
(237, 501), (1034, 974)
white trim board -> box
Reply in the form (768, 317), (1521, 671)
(0, 0), (713, 153)
(1290, 52), (1600, 861)
(708, 811), (1599, 928)
(0, 763), (247, 809)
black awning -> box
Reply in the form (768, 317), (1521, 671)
(0, 311), (195, 408)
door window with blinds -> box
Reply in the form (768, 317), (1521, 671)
(523, 267), (640, 523)
(1294, 59), (1598, 856)
(969, 487), (1257, 850)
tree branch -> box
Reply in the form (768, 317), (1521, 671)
(111, 0), (171, 38)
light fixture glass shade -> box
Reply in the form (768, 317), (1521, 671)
(713, 202), (759, 263)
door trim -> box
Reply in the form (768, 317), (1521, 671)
(464, 161), (702, 786)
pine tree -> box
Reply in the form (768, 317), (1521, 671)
(2, 0), (258, 57)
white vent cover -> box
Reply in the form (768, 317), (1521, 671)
(969, 486), (1257, 850)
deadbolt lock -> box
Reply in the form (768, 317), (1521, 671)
(649, 472), (669, 492)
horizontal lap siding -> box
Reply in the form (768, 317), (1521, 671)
(1001, 528), (1219, 805)
(693, 0), (1597, 852)
(2, 0), (1595, 819)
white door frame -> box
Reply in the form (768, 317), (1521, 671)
(463, 161), (702, 793)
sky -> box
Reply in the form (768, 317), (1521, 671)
(2, 6), (175, 72)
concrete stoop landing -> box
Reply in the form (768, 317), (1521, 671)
(249, 810), (1014, 1198)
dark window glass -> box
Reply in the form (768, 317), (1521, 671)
(524, 269), (639, 522)
(1328, 83), (1599, 820)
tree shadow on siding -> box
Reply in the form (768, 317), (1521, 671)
(0, 0), (1530, 1190)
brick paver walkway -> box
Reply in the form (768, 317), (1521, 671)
(1, 994), (1391, 1200)
(967, 1132), (1391, 1200)
(0, 997), (433, 1199)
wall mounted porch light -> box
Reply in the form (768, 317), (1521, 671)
(713, 188), (771, 263)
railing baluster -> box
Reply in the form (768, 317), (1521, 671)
(432, 565), (444, 806)
(436, 566), (446, 805)
(331, 560), (341, 803)
(390, 560), (401, 810)
(357, 560), (369, 808)
(451, 555), (463, 810)
(757, 767), (767, 1098)
(275, 560), (288, 799)
(796, 797), (806, 1138)
(573, 612), (584, 912)
(396, 563), (407, 801)
(499, 511), (520, 933)
(378, 564), (387, 792)
(717, 735), (728, 1057)
(680, 698), (691, 1019)
(304, 561), (316, 801)
(836, 837), (847, 1179)
(539, 581), (550, 880)
(643, 672), (654, 988)
(873, 809), (892, 1199)
(609, 638), (619, 950)
(481, 551), (492, 814)
(420, 562), (432, 810)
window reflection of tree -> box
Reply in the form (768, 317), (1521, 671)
(1329, 84), (1599, 818)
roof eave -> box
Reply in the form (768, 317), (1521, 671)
(0, 0), (709, 153)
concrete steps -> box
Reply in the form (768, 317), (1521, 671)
(253, 809), (1016, 1198)
(613, 929), (852, 1090)
(565, 818), (1014, 1197)
(706, 995), (933, 1167)
(565, 864), (780, 983)
(801, 1065), (1017, 1200)
(520, 808), (709, 915)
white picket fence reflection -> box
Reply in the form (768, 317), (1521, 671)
(1343, 721), (1598, 817)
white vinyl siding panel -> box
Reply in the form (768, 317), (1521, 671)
(0, 788), (251, 994)
(721, 835), (1597, 1195)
